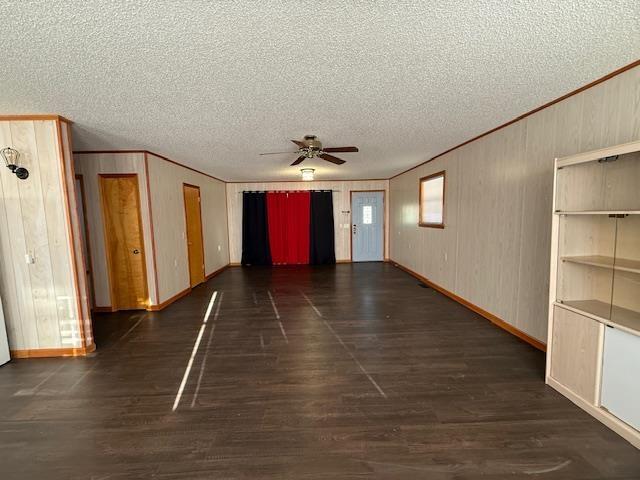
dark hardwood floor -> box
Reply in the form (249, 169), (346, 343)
(1, 263), (638, 479)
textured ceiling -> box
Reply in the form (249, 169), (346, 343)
(1, 1), (638, 181)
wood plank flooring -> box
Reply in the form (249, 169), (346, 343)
(0, 263), (638, 479)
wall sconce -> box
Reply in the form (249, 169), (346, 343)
(300, 168), (315, 181)
(1, 147), (29, 180)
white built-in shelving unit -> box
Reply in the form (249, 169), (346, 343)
(547, 140), (640, 449)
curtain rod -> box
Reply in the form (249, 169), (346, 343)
(240, 189), (339, 193)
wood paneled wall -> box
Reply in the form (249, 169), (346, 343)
(389, 65), (640, 343)
(74, 152), (229, 308)
(226, 180), (389, 264)
(74, 152), (157, 307)
(146, 153), (229, 303)
(0, 118), (92, 353)
(59, 121), (93, 347)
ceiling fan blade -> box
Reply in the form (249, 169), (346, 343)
(290, 155), (306, 166)
(322, 146), (359, 153)
(291, 139), (306, 148)
(319, 153), (346, 165)
(259, 151), (297, 155)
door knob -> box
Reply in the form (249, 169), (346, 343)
(132, 249), (140, 254)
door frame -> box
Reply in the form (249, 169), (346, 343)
(182, 183), (206, 287)
(74, 174), (96, 309)
(349, 190), (386, 262)
(99, 173), (150, 310)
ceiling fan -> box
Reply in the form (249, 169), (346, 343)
(260, 135), (359, 166)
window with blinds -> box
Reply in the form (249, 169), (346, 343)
(419, 171), (445, 228)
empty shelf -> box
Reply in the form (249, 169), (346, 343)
(562, 255), (640, 274)
(555, 210), (640, 215)
(560, 299), (640, 334)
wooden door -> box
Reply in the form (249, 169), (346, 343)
(550, 306), (601, 404)
(183, 184), (205, 287)
(100, 175), (149, 310)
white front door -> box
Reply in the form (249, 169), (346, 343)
(352, 191), (384, 262)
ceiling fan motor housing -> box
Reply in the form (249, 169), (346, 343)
(303, 135), (322, 151)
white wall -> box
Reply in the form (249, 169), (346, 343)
(389, 65), (640, 343)
(146, 153), (229, 302)
(226, 180), (389, 263)
(0, 118), (91, 352)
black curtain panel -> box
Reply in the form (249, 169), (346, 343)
(241, 192), (272, 266)
(309, 191), (336, 265)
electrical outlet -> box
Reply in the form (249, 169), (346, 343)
(25, 253), (35, 264)
(218, 245), (221, 252)
(174, 259), (178, 267)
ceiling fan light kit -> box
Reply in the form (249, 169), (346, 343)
(300, 168), (315, 181)
(260, 135), (359, 169)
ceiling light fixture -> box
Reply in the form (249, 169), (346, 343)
(300, 168), (315, 181)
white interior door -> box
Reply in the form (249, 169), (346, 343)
(352, 191), (384, 262)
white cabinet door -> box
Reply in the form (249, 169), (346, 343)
(0, 296), (9, 366)
(601, 327), (640, 430)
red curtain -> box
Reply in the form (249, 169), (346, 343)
(266, 191), (310, 264)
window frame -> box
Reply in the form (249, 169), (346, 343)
(418, 170), (446, 229)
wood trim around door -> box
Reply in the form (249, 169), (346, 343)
(74, 174), (96, 308)
(143, 152), (161, 305)
(183, 183), (206, 288)
(349, 190), (386, 262)
(99, 173), (150, 310)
